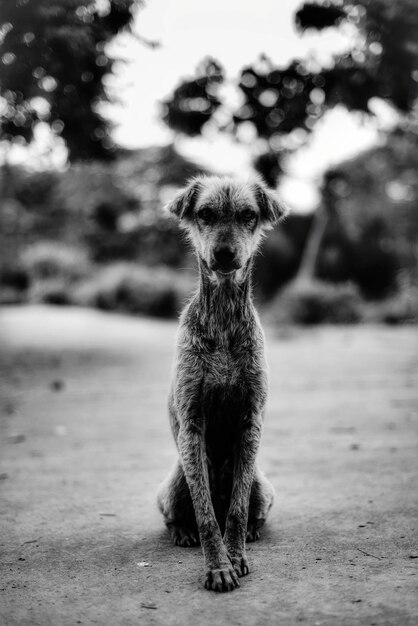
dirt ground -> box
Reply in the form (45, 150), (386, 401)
(0, 305), (417, 626)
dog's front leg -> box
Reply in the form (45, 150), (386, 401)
(177, 421), (240, 592)
(224, 416), (263, 577)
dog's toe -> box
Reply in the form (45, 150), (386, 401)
(167, 523), (200, 547)
(205, 567), (240, 592)
(229, 555), (250, 577)
(246, 518), (265, 542)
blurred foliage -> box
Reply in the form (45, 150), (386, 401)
(1, 239), (89, 305)
(295, 0), (418, 113)
(1, 1), (417, 323)
(318, 128), (418, 297)
(21, 240), (89, 282)
(0, 145), (205, 311)
(1, 236), (196, 316)
(162, 0), (418, 184)
(375, 288), (418, 325)
(1, 134), (417, 316)
(0, 144), (205, 263)
(253, 224), (307, 301)
(0, 0), (137, 160)
(233, 57), (321, 139)
(74, 262), (195, 317)
(161, 58), (224, 137)
(163, 0), (418, 138)
(268, 279), (363, 325)
(253, 150), (285, 188)
(160, 0), (418, 307)
(295, 3), (346, 30)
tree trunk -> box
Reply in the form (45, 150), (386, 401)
(294, 205), (329, 285)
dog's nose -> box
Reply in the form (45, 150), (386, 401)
(213, 246), (238, 271)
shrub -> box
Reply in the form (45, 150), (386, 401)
(20, 241), (90, 283)
(267, 279), (363, 325)
(253, 229), (299, 301)
(0, 264), (29, 304)
(18, 241), (91, 305)
(74, 263), (195, 318)
(365, 287), (418, 325)
(12, 168), (58, 208)
(28, 278), (75, 305)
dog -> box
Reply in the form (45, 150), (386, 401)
(157, 175), (287, 592)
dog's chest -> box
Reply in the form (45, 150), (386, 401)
(203, 382), (245, 464)
(199, 321), (256, 382)
(204, 345), (242, 386)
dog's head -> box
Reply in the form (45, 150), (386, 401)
(166, 175), (288, 277)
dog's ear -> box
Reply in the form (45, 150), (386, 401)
(253, 181), (289, 228)
(166, 178), (203, 221)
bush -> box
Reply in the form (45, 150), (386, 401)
(267, 279), (363, 325)
(74, 263), (195, 318)
(20, 241), (90, 283)
(253, 229), (299, 301)
(12, 168), (58, 208)
(0, 264), (29, 304)
(27, 278), (79, 305)
(18, 242), (90, 305)
(365, 287), (418, 325)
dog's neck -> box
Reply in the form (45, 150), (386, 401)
(196, 257), (254, 329)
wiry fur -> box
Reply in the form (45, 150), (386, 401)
(157, 176), (287, 592)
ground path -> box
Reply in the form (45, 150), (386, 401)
(0, 306), (417, 625)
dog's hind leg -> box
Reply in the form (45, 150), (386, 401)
(157, 460), (199, 547)
(247, 467), (274, 542)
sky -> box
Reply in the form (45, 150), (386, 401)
(10, 0), (398, 211)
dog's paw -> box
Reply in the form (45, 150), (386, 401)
(204, 566), (240, 592)
(246, 518), (265, 542)
(167, 523), (200, 547)
(229, 555), (250, 578)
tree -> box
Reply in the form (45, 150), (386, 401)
(0, 0), (137, 161)
(279, 0), (418, 286)
(161, 58), (224, 137)
(295, 1), (418, 113)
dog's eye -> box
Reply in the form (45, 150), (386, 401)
(198, 208), (217, 224)
(239, 208), (257, 223)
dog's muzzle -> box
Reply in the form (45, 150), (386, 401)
(211, 246), (241, 274)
